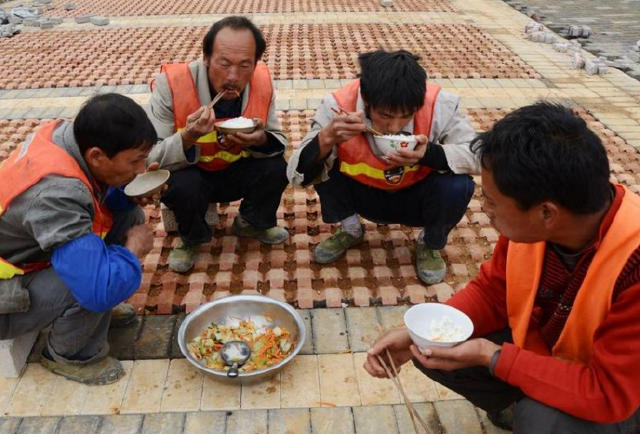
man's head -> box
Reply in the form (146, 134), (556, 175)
(358, 49), (427, 134)
(74, 93), (157, 187)
(202, 16), (267, 100)
(472, 102), (611, 243)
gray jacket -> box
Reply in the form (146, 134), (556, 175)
(147, 60), (288, 171)
(0, 122), (99, 313)
(287, 88), (480, 186)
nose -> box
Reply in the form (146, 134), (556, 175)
(226, 66), (240, 84)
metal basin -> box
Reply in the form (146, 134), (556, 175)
(178, 295), (306, 383)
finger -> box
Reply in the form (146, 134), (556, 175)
(395, 148), (422, 159)
(410, 345), (432, 367)
(231, 132), (255, 145)
(187, 106), (205, 123)
(146, 162), (160, 171)
(222, 133), (242, 147)
(415, 134), (428, 145)
(252, 118), (265, 130)
(365, 353), (387, 377)
(384, 153), (413, 167)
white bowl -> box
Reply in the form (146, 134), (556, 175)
(404, 303), (473, 349)
(123, 169), (170, 197)
(215, 117), (257, 134)
(373, 134), (418, 155)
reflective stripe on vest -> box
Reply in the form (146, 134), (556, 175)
(0, 120), (113, 279)
(506, 185), (640, 364)
(333, 80), (440, 191)
(162, 61), (273, 171)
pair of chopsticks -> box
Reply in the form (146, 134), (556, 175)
(207, 89), (240, 109)
(376, 349), (430, 433)
(330, 106), (384, 136)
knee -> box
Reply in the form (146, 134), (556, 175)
(163, 168), (204, 203)
(513, 398), (560, 433)
(257, 157), (288, 188)
(448, 175), (475, 203)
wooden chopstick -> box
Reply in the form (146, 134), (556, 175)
(207, 89), (240, 109)
(385, 349), (430, 432)
(329, 106), (384, 136)
(376, 354), (419, 434)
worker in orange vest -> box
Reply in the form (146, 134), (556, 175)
(147, 16), (289, 273)
(0, 94), (156, 385)
(365, 103), (640, 432)
(288, 49), (479, 285)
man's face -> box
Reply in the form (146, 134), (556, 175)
(204, 27), (257, 100)
(367, 106), (415, 135)
(87, 147), (149, 187)
(481, 167), (547, 243)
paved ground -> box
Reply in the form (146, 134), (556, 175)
(1, 0), (640, 432)
(502, 0), (640, 79)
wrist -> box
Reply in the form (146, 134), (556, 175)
(317, 128), (335, 157)
(488, 348), (502, 376)
(180, 130), (196, 148)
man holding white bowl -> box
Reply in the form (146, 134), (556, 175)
(147, 16), (289, 273)
(366, 103), (640, 432)
(287, 49), (479, 285)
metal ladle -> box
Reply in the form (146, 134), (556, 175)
(221, 341), (251, 378)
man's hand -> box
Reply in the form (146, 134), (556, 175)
(410, 338), (501, 372)
(124, 224), (154, 259)
(181, 106), (216, 148)
(364, 328), (414, 378)
(317, 110), (367, 160)
(383, 134), (428, 167)
(129, 162), (168, 207)
(219, 118), (267, 150)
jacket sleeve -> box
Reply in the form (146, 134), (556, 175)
(51, 233), (141, 312)
(494, 281), (640, 423)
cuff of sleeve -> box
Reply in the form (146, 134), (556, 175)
(419, 142), (450, 171)
(493, 342), (519, 382)
(250, 131), (285, 154)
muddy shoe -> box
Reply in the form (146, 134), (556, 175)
(415, 243), (446, 285)
(168, 241), (198, 273)
(313, 228), (364, 264)
(110, 303), (136, 328)
(232, 217), (289, 245)
(41, 353), (125, 385)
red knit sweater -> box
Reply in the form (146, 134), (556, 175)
(447, 185), (640, 423)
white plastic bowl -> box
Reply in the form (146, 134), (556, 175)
(404, 303), (473, 349)
(123, 169), (170, 197)
(373, 134), (418, 155)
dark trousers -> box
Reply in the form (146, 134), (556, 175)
(414, 328), (640, 434)
(314, 168), (474, 249)
(0, 207), (144, 364)
(162, 156), (289, 245)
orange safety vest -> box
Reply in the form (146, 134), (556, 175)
(506, 186), (640, 364)
(161, 61), (273, 171)
(333, 80), (441, 191)
(0, 120), (113, 280)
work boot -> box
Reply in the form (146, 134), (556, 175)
(415, 242), (446, 284)
(168, 241), (198, 273)
(232, 216), (289, 245)
(110, 303), (136, 328)
(313, 227), (364, 264)
(487, 403), (515, 431)
(41, 353), (125, 385)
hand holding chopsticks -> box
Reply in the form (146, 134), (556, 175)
(330, 106), (384, 136)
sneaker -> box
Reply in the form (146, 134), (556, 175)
(41, 353), (125, 385)
(313, 227), (364, 264)
(168, 241), (198, 273)
(110, 303), (137, 328)
(232, 216), (289, 245)
(415, 243), (446, 285)
(487, 404), (515, 431)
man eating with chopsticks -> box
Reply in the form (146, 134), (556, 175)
(287, 49), (478, 284)
(148, 16), (289, 273)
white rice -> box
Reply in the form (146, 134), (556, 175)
(218, 117), (254, 128)
(379, 134), (416, 142)
(426, 316), (465, 342)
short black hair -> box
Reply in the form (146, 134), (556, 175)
(472, 102), (611, 214)
(358, 49), (427, 113)
(74, 93), (157, 158)
(202, 16), (266, 62)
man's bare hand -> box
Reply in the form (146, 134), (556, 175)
(383, 134), (428, 167)
(219, 118), (267, 150)
(317, 110), (367, 159)
(363, 328), (414, 379)
(124, 224), (154, 258)
(410, 338), (501, 372)
(181, 106), (216, 148)
(129, 163), (168, 206)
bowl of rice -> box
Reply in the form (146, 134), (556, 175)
(215, 116), (257, 134)
(404, 303), (473, 349)
(178, 295), (306, 383)
(373, 134), (418, 155)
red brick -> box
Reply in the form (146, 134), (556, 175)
(221, 236), (237, 253)
(394, 246), (412, 265)
(214, 271), (232, 290)
(370, 248), (387, 265)
(347, 266), (367, 281)
(443, 245), (464, 262)
(470, 212), (490, 226)
(379, 286), (400, 305)
(242, 270), (261, 290)
(266, 269), (286, 288)
(267, 288), (287, 302)
(213, 290), (231, 300)
(184, 291), (204, 313)
(398, 265), (416, 279)
(456, 228), (478, 241)
(295, 249), (311, 265)
(142, 252), (161, 272)
(372, 266), (393, 284)
(126, 292), (148, 314)
(352, 286), (372, 306)
(468, 199), (482, 212)
(297, 286), (313, 309)
(292, 233), (309, 249)
(479, 227), (499, 242)
(319, 267), (341, 283)
(325, 287), (343, 307)
(450, 263), (469, 277)
(346, 249), (362, 265)
(469, 244), (489, 262)
(218, 253), (237, 271)
(269, 250), (288, 268)
(406, 284), (427, 304)
(431, 282), (454, 302)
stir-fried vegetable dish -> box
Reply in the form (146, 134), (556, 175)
(187, 315), (296, 372)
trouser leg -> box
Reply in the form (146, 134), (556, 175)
(103, 206), (145, 246)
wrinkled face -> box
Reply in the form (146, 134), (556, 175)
(86, 147), (149, 187)
(481, 166), (547, 243)
(367, 106), (415, 135)
(204, 27), (257, 100)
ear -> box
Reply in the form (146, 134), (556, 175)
(84, 147), (108, 169)
(540, 202), (559, 229)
